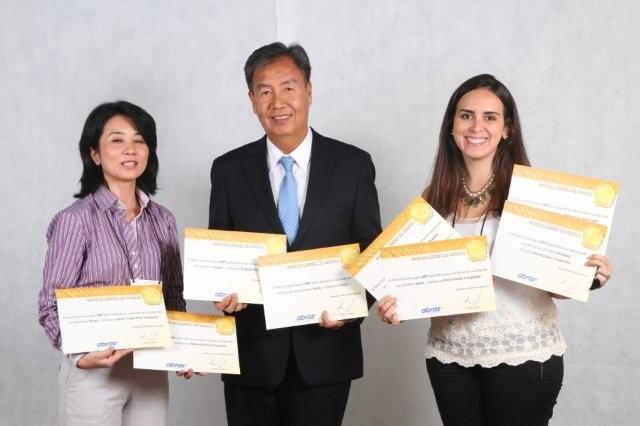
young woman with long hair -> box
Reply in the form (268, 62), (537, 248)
(377, 74), (613, 426)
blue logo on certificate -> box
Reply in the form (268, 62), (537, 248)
(166, 362), (187, 369)
(517, 273), (538, 283)
(296, 314), (315, 321)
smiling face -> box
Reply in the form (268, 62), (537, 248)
(452, 88), (509, 164)
(249, 55), (312, 153)
(90, 115), (149, 189)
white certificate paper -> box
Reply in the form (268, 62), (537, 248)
(346, 196), (459, 300)
(183, 228), (287, 304)
(381, 236), (496, 321)
(508, 165), (618, 251)
(492, 201), (608, 301)
(55, 285), (171, 354)
(258, 244), (368, 330)
(133, 311), (240, 374)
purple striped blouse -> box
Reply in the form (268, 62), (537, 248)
(38, 185), (185, 350)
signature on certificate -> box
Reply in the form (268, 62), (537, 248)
(209, 356), (230, 370)
(139, 326), (160, 343)
(337, 296), (356, 315)
(464, 290), (482, 309)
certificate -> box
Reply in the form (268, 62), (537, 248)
(381, 236), (496, 321)
(183, 228), (287, 304)
(492, 201), (607, 301)
(508, 165), (619, 251)
(346, 196), (459, 299)
(55, 285), (171, 354)
(133, 311), (240, 374)
(257, 244), (368, 330)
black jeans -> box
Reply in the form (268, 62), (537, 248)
(426, 356), (563, 426)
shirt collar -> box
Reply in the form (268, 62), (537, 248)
(93, 184), (150, 212)
(266, 127), (312, 173)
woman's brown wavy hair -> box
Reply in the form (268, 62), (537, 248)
(423, 74), (530, 218)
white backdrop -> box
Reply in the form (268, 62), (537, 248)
(1, 1), (638, 425)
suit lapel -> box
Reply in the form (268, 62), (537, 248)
(294, 130), (335, 247)
(242, 138), (285, 234)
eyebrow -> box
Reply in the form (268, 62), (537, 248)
(108, 131), (141, 136)
(254, 79), (300, 91)
(280, 78), (298, 85)
(458, 109), (501, 116)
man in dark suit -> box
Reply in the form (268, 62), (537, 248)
(209, 42), (381, 426)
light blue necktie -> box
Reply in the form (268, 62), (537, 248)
(278, 156), (299, 245)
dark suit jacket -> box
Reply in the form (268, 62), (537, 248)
(209, 129), (381, 388)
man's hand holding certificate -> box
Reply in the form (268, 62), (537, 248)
(381, 236), (496, 321)
(183, 228), (287, 304)
(347, 196), (459, 299)
(134, 311), (240, 374)
(493, 202), (607, 301)
(258, 244), (368, 330)
(55, 285), (171, 354)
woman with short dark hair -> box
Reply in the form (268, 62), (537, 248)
(38, 101), (187, 425)
(377, 75), (613, 425)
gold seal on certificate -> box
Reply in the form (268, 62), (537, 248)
(142, 287), (163, 305)
(183, 228), (287, 304)
(266, 236), (287, 255)
(465, 238), (487, 262)
(215, 317), (236, 335)
(133, 311), (240, 374)
(340, 246), (359, 266)
(55, 285), (171, 354)
(346, 196), (459, 299)
(582, 225), (605, 250)
(258, 244), (368, 330)
(410, 202), (432, 224)
(593, 183), (617, 208)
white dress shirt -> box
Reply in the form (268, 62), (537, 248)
(266, 128), (312, 216)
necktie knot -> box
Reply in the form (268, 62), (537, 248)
(279, 156), (295, 174)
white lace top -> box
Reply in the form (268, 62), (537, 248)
(424, 215), (567, 367)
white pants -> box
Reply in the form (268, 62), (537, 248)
(58, 353), (168, 426)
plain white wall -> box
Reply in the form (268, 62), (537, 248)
(2, 1), (638, 425)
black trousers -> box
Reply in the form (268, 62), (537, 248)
(426, 356), (563, 426)
(224, 350), (351, 426)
